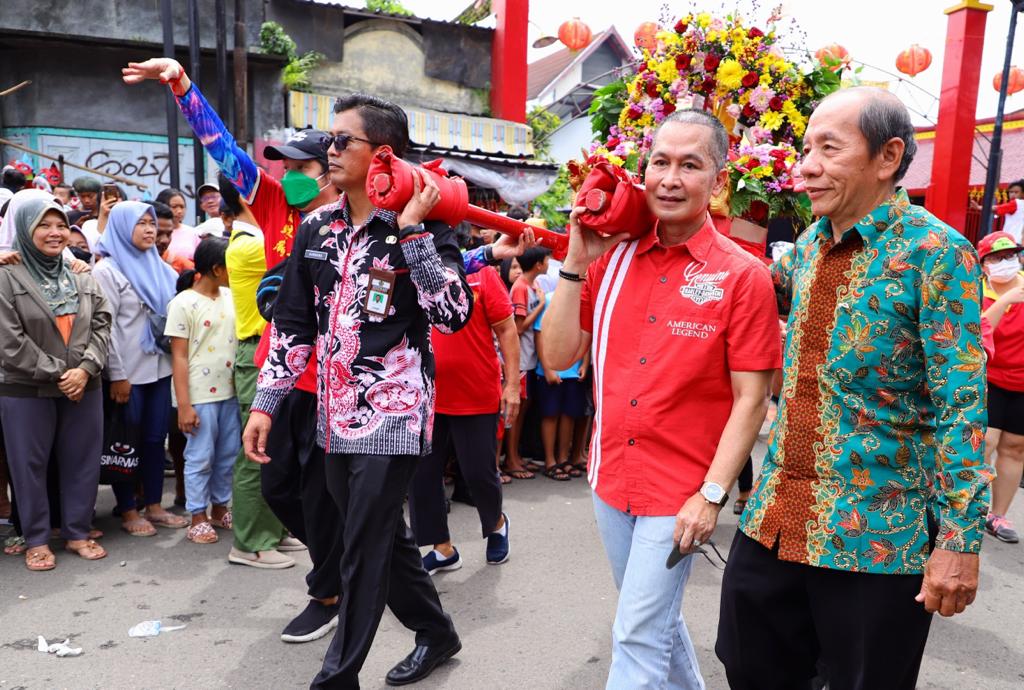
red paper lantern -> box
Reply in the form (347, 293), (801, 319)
(993, 66), (1024, 96)
(815, 43), (850, 72)
(895, 44), (932, 78)
(634, 21), (659, 52)
(558, 18), (593, 52)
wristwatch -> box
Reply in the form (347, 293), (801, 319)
(700, 481), (728, 506)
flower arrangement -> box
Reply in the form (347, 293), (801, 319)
(584, 7), (841, 226)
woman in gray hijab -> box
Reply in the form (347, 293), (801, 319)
(0, 191), (112, 571)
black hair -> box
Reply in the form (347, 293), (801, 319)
(506, 206), (530, 222)
(1008, 179), (1024, 194)
(853, 88), (917, 183)
(156, 187), (186, 205)
(499, 257), (517, 288)
(453, 221), (472, 250)
(151, 200), (175, 221)
(651, 109), (730, 170)
(72, 176), (101, 194)
(1, 168), (26, 192)
(176, 270), (198, 294)
(333, 93), (410, 158)
(516, 246), (551, 273)
(66, 209), (91, 226)
(217, 173), (245, 216)
(194, 236), (228, 275)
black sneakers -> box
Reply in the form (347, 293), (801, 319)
(280, 599), (340, 643)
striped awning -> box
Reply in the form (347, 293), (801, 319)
(289, 91), (536, 158)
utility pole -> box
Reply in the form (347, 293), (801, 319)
(187, 0), (204, 223)
(234, 0), (248, 144)
(160, 0), (180, 191)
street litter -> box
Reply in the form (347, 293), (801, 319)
(128, 620), (187, 637)
(36, 636), (83, 657)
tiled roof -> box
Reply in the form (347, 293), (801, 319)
(527, 29), (634, 100)
(902, 115), (1024, 192)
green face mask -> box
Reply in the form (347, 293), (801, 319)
(281, 169), (326, 208)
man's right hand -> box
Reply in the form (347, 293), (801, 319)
(544, 369), (561, 386)
(561, 206), (630, 275)
(491, 227), (538, 261)
(109, 379), (131, 404)
(122, 58), (191, 96)
(243, 411), (273, 464)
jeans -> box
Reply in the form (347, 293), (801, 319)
(183, 399), (240, 515)
(592, 492), (704, 690)
(113, 376), (171, 511)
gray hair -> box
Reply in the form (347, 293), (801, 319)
(651, 109), (730, 170)
(831, 87), (917, 184)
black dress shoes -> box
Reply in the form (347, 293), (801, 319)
(385, 635), (462, 686)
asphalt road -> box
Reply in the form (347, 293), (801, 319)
(1, 443), (1023, 690)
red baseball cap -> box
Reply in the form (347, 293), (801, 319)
(977, 231), (1022, 260)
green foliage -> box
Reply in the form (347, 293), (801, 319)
(260, 21), (323, 93)
(588, 79), (627, 141)
(533, 166), (573, 230)
(366, 0), (414, 16)
(527, 106), (561, 161)
(259, 21), (297, 59)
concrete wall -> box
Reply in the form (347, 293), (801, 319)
(550, 117), (595, 166)
(308, 21), (488, 115)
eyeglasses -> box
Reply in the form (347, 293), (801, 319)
(326, 133), (380, 152)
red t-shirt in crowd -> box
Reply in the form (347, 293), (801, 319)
(580, 216), (782, 516)
(249, 171), (316, 393)
(433, 266), (514, 415)
(983, 276), (1024, 391)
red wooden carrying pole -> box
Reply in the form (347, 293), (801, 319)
(925, 1), (993, 233)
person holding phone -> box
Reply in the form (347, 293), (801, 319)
(540, 110), (781, 689)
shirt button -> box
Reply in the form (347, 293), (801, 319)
(628, 439), (636, 446)
(640, 357), (647, 364)
(630, 399), (638, 406)
(659, 276), (667, 283)
(648, 315), (656, 323)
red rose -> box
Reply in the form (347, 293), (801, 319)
(701, 76), (716, 93)
(773, 159), (786, 174)
(676, 53), (691, 70)
(645, 81), (659, 97)
(769, 96), (784, 111)
(746, 200), (769, 224)
(742, 103), (757, 119)
(628, 104), (644, 120)
(769, 148), (788, 160)
(742, 71), (759, 88)
(663, 101), (676, 115)
(674, 19), (688, 34)
(748, 27), (764, 38)
(607, 137), (620, 148)
(704, 54), (721, 71)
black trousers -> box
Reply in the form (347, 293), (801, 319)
(408, 412), (502, 546)
(716, 530), (933, 690)
(312, 453), (455, 689)
(261, 390), (344, 600)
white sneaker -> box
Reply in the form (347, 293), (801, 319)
(228, 546), (295, 569)
(277, 536), (308, 552)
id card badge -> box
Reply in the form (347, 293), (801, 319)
(363, 268), (397, 316)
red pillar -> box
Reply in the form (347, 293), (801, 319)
(925, 1), (993, 232)
(490, 0), (528, 123)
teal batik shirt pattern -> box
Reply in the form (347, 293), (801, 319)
(740, 189), (992, 574)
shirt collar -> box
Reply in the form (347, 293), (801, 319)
(816, 188), (911, 245)
(337, 193), (399, 229)
(635, 212), (716, 261)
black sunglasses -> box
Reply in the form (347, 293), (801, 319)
(326, 133), (380, 152)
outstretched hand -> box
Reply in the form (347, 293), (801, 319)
(122, 58), (191, 96)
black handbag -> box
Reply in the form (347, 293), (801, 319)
(99, 399), (141, 485)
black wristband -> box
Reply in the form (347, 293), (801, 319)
(399, 223), (425, 240)
(559, 268), (584, 282)
(483, 244), (498, 265)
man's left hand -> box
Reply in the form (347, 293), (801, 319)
(500, 381), (520, 424)
(491, 227), (538, 261)
(915, 549), (979, 617)
(397, 168), (441, 230)
(673, 492), (722, 554)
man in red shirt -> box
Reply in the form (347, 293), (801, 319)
(542, 110), (781, 688)
(408, 264), (520, 573)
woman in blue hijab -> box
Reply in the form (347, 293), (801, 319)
(94, 201), (189, 535)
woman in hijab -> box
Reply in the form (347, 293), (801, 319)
(0, 192), (112, 571)
(94, 201), (188, 535)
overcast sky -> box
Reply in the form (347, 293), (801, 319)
(384, 0), (1023, 126)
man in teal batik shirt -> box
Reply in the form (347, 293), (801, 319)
(716, 87), (992, 690)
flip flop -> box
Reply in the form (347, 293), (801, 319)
(506, 468), (535, 480)
(65, 539), (107, 561)
(145, 511), (189, 529)
(500, 472), (513, 485)
(556, 462), (583, 479)
(543, 465), (571, 481)
(5, 535), (27, 555)
(121, 518), (157, 537)
(25, 547), (56, 571)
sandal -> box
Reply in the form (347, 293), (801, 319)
(187, 521), (218, 544)
(558, 462), (583, 479)
(210, 510), (233, 530)
(65, 539), (107, 560)
(506, 468), (536, 480)
(732, 499), (748, 516)
(88, 528), (104, 540)
(25, 547), (56, 571)
(543, 465), (571, 481)
(500, 472), (513, 485)
(121, 518), (157, 537)
(525, 460), (546, 474)
(5, 535), (27, 555)
(144, 511), (189, 529)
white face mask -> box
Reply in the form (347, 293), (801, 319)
(986, 257), (1021, 283)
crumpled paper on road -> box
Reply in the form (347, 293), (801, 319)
(36, 636), (83, 657)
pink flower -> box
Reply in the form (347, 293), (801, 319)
(748, 85), (776, 112)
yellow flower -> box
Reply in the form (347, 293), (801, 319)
(731, 27), (748, 44)
(761, 111), (784, 131)
(706, 30), (718, 42)
(607, 154), (625, 167)
(716, 59), (745, 91)
(657, 30), (680, 48)
(697, 12), (712, 28)
(656, 59), (678, 84)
